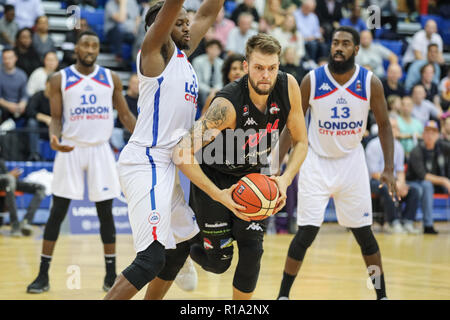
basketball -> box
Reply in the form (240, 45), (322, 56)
(232, 173), (279, 221)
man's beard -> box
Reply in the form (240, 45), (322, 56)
(78, 55), (96, 67)
(175, 39), (190, 51)
(328, 52), (355, 74)
(248, 73), (276, 96)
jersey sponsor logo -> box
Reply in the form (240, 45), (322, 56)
(243, 105), (249, 116)
(318, 82), (332, 91)
(69, 106), (110, 121)
(203, 237), (213, 250)
(246, 222), (263, 232)
(185, 75), (198, 105)
(242, 119), (279, 150)
(205, 222), (228, 228)
(269, 103), (280, 115)
(244, 117), (258, 126)
(318, 119), (364, 136)
(148, 211), (160, 225)
(220, 238), (233, 249)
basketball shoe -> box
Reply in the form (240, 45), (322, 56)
(174, 257), (198, 291)
(27, 273), (49, 293)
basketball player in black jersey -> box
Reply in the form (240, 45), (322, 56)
(172, 34), (308, 300)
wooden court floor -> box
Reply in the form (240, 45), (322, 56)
(1, 222), (449, 300)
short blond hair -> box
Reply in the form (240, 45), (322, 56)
(245, 33), (281, 61)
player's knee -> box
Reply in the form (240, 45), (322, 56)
(96, 199), (116, 244)
(122, 241), (166, 290)
(351, 226), (379, 256)
(158, 241), (190, 281)
(204, 253), (232, 274)
(288, 225), (320, 261)
(232, 241), (264, 293)
(43, 196), (71, 241)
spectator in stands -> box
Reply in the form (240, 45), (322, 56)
(27, 50), (59, 97)
(25, 74), (51, 161)
(32, 16), (55, 59)
(411, 84), (442, 126)
(366, 117), (420, 234)
(270, 13), (305, 63)
(397, 96), (424, 156)
(280, 46), (306, 85)
(264, 0), (287, 28)
(406, 120), (450, 234)
(387, 95), (402, 118)
(183, 0), (202, 11)
(0, 5), (18, 46)
(382, 64), (405, 98)
(364, 0), (398, 34)
(315, 0), (343, 43)
(293, 0), (327, 62)
(416, 63), (441, 108)
(104, 0), (141, 63)
(226, 12), (257, 56)
(64, 0), (98, 8)
(230, 0), (260, 26)
(193, 39), (224, 112)
(439, 68), (450, 112)
(61, 18), (92, 68)
(441, 112), (450, 141)
(405, 44), (441, 93)
(5, 0), (44, 29)
(0, 48), (28, 124)
(403, 19), (444, 69)
(14, 28), (41, 77)
(212, 7), (235, 50)
(201, 53), (245, 116)
(0, 157), (46, 236)
(111, 74), (138, 150)
(339, 4), (367, 33)
(355, 30), (398, 79)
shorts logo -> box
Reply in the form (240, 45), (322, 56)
(363, 212), (369, 217)
(237, 185), (246, 195)
(203, 237), (213, 250)
(246, 222), (263, 232)
(220, 238), (233, 249)
(148, 211), (160, 225)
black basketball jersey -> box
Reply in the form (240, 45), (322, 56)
(199, 71), (291, 177)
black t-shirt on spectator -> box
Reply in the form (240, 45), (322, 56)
(280, 63), (306, 85)
(230, 4), (260, 25)
(116, 94), (138, 129)
(382, 78), (405, 98)
(25, 90), (50, 139)
(14, 47), (42, 77)
(418, 81), (439, 103)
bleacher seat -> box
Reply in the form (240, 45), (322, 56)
(377, 40), (403, 57)
(81, 8), (105, 42)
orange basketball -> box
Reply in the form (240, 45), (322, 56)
(232, 173), (279, 221)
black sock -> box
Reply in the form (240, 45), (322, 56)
(373, 273), (387, 299)
(278, 272), (296, 298)
(105, 254), (116, 276)
(39, 255), (52, 276)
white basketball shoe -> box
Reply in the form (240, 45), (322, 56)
(174, 257), (198, 291)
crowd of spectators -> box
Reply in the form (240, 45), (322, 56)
(0, 0), (449, 234)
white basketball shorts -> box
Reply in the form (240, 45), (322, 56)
(297, 144), (372, 228)
(117, 143), (199, 252)
(52, 141), (121, 202)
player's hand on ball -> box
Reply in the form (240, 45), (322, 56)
(379, 170), (399, 202)
(217, 184), (250, 221)
(269, 175), (288, 214)
(50, 135), (75, 152)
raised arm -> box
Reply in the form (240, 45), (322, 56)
(111, 72), (136, 133)
(183, 0), (225, 57)
(140, 0), (185, 77)
(48, 73), (74, 152)
(271, 74), (308, 213)
(370, 75), (397, 199)
(173, 97), (248, 220)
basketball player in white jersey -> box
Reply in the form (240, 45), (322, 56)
(104, 0), (233, 300)
(26, 31), (136, 294)
(277, 26), (398, 300)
